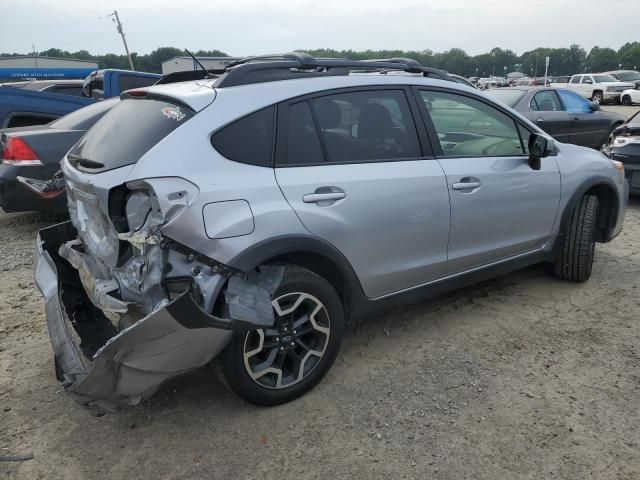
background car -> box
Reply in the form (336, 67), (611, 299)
(566, 73), (634, 104)
(0, 79), (84, 96)
(604, 70), (640, 90)
(0, 98), (119, 213)
(620, 88), (640, 105)
(485, 87), (627, 148)
(549, 76), (570, 87)
(602, 111), (640, 194)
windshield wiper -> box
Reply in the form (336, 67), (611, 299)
(67, 153), (105, 169)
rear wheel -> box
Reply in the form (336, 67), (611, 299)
(621, 94), (632, 106)
(591, 91), (603, 104)
(554, 195), (599, 282)
(216, 266), (344, 406)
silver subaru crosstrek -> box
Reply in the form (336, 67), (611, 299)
(34, 54), (628, 407)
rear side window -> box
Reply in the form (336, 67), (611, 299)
(530, 91), (563, 112)
(211, 106), (275, 167)
(309, 90), (421, 163)
(68, 98), (193, 172)
(569, 76), (581, 84)
(284, 102), (324, 165)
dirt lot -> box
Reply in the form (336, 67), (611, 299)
(1, 190), (639, 477)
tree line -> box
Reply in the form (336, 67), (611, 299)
(3, 43), (639, 77)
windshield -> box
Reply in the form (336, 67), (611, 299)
(483, 89), (527, 107)
(614, 71), (640, 81)
(593, 74), (618, 83)
(68, 98), (194, 172)
(50, 99), (119, 131)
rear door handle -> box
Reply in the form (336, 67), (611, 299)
(303, 187), (346, 204)
(452, 180), (481, 190)
(303, 192), (346, 203)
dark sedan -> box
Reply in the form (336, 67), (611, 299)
(602, 111), (640, 195)
(485, 87), (627, 149)
(0, 98), (118, 213)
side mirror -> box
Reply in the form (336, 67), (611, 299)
(528, 133), (554, 170)
(588, 101), (600, 111)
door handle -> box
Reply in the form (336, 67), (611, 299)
(452, 180), (481, 190)
(536, 118), (544, 123)
(303, 192), (346, 203)
(303, 187), (346, 204)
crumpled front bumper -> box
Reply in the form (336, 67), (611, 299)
(34, 221), (279, 407)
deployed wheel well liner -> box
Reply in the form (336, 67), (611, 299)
(227, 235), (368, 319)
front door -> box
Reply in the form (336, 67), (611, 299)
(415, 88), (561, 274)
(274, 88), (451, 298)
(558, 89), (611, 147)
(526, 89), (571, 143)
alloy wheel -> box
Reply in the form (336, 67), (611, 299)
(243, 292), (331, 389)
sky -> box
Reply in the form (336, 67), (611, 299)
(1, 0), (638, 57)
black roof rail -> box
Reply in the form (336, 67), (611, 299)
(212, 53), (455, 88)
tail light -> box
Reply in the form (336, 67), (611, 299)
(2, 136), (42, 166)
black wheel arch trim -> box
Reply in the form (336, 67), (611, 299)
(554, 175), (620, 252)
(227, 233), (369, 308)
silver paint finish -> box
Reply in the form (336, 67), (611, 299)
(202, 199), (255, 239)
(276, 160), (451, 298)
(437, 155), (561, 273)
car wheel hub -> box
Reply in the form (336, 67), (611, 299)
(243, 292), (330, 389)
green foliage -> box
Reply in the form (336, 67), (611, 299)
(0, 43), (634, 76)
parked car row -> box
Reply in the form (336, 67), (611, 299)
(19, 53), (626, 410)
(468, 70), (640, 106)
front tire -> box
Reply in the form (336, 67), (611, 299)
(216, 266), (344, 406)
(554, 195), (599, 282)
(591, 91), (603, 104)
(621, 94), (632, 106)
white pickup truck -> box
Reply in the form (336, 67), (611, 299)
(566, 73), (634, 104)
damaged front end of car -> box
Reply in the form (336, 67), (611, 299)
(35, 173), (282, 408)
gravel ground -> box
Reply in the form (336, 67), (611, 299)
(1, 198), (639, 479)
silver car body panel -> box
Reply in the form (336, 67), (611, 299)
(34, 72), (628, 406)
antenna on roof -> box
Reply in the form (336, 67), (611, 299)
(184, 49), (214, 79)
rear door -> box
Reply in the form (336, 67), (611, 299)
(415, 88), (561, 274)
(527, 90), (571, 143)
(274, 87), (451, 299)
(557, 89), (611, 147)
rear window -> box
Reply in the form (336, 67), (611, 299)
(484, 89), (527, 107)
(68, 98), (193, 172)
(50, 98), (119, 131)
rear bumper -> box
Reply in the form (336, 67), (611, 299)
(35, 222), (240, 407)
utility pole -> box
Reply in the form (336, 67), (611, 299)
(110, 10), (134, 71)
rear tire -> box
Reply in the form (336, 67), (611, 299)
(216, 266), (344, 406)
(554, 195), (599, 282)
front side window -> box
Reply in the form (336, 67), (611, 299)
(420, 91), (525, 157)
(530, 91), (563, 112)
(211, 106), (275, 167)
(308, 90), (421, 163)
(558, 89), (590, 113)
